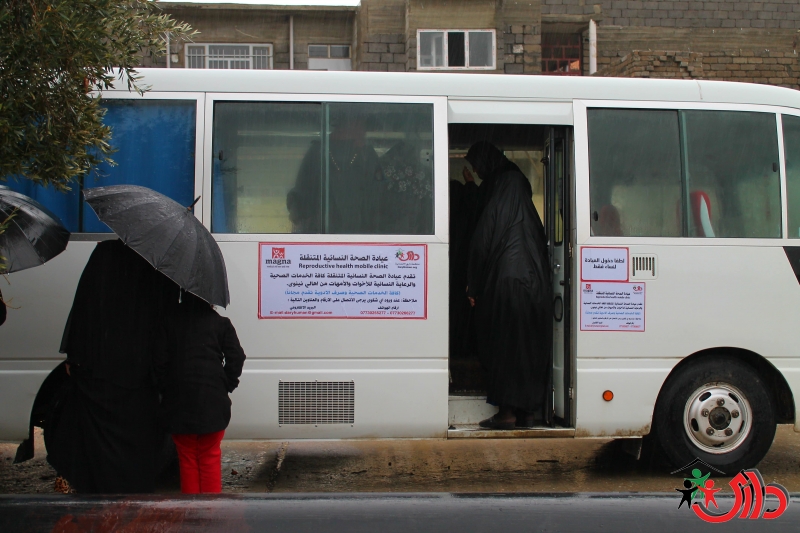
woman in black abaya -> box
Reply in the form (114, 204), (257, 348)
(47, 239), (180, 493)
(465, 142), (552, 429)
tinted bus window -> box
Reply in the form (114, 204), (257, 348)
(589, 108), (781, 239)
(682, 110), (780, 239)
(4, 99), (197, 233)
(211, 101), (434, 234)
(783, 114), (800, 238)
(588, 109), (682, 237)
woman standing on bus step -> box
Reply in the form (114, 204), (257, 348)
(154, 291), (246, 494)
(465, 142), (553, 430)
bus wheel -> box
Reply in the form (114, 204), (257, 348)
(654, 356), (775, 473)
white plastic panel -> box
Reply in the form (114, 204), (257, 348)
(448, 100), (573, 125)
(228, 358), (448, 439)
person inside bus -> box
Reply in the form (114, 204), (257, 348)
(464, 142), (553, 429)
(48, 239), (181, 493)
(154, 291), (246, 494)
(287, 118), (382, 234)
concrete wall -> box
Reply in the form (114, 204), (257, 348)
(597, 48), (800, 89)
(148, 1), (800, 89)
(593, 1), (800, 29)
(160, 7), (354, 70)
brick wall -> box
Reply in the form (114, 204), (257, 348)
(542, 0), (603, 18)
(593, 1), (800, 30)
(161, 7), (354, 70)
(360, 33), (407, 72)
(597, 48), (800, 89)
(356, 0), (407, 71)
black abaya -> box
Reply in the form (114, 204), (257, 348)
(467, 167), (552, 419)
(47, 239), (180, 493)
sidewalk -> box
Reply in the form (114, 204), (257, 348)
(2, 426), (800, 494)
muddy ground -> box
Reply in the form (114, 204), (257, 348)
(2, 426), (799, 494)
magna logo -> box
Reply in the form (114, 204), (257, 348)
(396, 249), (420, 262)
(265, 246), (291, 266)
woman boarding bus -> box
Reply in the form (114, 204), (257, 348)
(1, 69), (799, 472)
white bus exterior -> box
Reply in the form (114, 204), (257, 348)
(2, 69), (800, 471)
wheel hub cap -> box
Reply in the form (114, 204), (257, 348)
(684, 383), (752, 454)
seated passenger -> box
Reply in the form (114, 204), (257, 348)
(286, 119), (381, 234)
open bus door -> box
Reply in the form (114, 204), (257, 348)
(544, 127), (574, 427)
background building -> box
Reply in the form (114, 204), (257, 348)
(154, 0), (800, 89)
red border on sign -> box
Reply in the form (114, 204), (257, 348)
(580, 246), (630, 282)
(257, 242), (428, 320)
(579, 281), (645, 333)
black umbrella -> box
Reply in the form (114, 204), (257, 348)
(83, 185), (230, 307)
(0, 185), (70, 274)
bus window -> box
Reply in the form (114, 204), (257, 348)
(588, 108), (781, 239)
(783, 115), (800, 238)
(4, 99), (197, 233)
(682, 110), (780, 239)
(211, 101), (434, 234)
(588, 109), (683, 237)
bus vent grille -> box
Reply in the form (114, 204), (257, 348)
(279, 381), (355, 425)
(630, 254), (657, 279)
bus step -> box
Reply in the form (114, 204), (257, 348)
(447, 425), (576, 439)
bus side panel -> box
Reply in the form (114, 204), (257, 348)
(574, 359), (675, 437)
(218, 240), (450, 438)
(0, 242), (95, 440)
(771, 362), (800, 433)
(575, 244), (800, 436)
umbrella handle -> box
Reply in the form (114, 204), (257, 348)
(187, 196), (201, 212)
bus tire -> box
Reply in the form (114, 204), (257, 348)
(654, 356), (775, 473)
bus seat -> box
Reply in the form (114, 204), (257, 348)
(690, 190), (715, 238)
(596, 204), (623, 236)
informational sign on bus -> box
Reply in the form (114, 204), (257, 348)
(581, 246), (629, 281)
(580, 282), (645, 332)
(258, 243), (427, 319)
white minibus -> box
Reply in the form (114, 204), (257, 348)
(2, 69), (800, 472)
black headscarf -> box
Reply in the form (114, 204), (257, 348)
(464, 141), (515, 182)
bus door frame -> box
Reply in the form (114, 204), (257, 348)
(544, 126), (574, 426)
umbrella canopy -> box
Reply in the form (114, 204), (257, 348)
(83, 185), (230, 307)
(0, 185), (71, 274)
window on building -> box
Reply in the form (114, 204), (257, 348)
(308, 45), (352, 71)
(418, 30), (495, 70)
(589, 108), (781, 238)
(186, 44), (273, 70)
(542, 33), (582, 75)
(211, 101), (434, 235)
(4, 100), (196, 233)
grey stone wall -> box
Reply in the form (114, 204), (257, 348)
(590, 1), (800, 29)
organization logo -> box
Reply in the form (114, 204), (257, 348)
(395, 249), (420, 262)
(672, 459), (789, 522)
(632, 285), (643, 292)
(583, 283), (592, 292)
(264, 246), (291, 266)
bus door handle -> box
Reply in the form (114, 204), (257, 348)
(553, 295), (564, 322)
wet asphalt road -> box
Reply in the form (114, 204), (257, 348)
(1, 492), (799, 533)
(1, 427), (800, 531)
